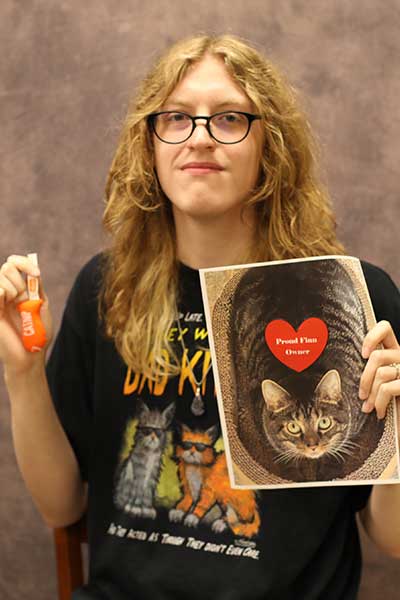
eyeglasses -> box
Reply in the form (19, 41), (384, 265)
(180, 441), (213, 452)
(137, 426), (165, 438)
(148, 111), (262, 144)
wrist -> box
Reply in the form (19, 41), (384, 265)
(4, 359), (47, 388)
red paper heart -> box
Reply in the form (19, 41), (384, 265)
(264, 318), (328, 372)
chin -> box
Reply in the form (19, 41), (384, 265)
(172, 199), (242, 222)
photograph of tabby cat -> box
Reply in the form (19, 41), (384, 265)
(114, 400), (175, 518)
(229, 258), (385, 483)
(169, 424), (260, 538)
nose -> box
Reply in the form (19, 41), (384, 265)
(187, 118), (215, 148)
(306, 443), (318, 451)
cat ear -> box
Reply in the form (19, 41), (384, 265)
(181, 424), (191, 434)
(261, 380), (292, 413)
(136, 398), (150, 417)
(161, 402), (175, 426)
(314, 370), (342, 405)
(205, 424), (219, 445)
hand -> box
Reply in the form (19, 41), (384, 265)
(0, 255), (53, 376)
(358, 321), (400, 434)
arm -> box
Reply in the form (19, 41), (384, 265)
(359, 483), (400, 558)
(357, 320), (400, 558)
(5, 364), (88, 528)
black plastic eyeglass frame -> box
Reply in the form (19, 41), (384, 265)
(148, 110), (262, 144)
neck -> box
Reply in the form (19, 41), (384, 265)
(174, 208), (257, 269)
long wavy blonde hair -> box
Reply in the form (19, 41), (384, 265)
(98, 33), (345, 380)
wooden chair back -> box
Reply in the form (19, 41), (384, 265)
(53, 516), (88, 600)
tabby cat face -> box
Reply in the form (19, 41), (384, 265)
(261, 370), (352, 462)
(176, 425), (219, 466)
(135, 400), (175, 451)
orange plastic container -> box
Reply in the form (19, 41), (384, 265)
(17, 253), (46, 353)
(17, 298), (46, 352)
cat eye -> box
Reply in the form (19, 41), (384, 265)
(318, 417), (332, 431)
(181, 441), (212, 452)
(137, 426), (164, 438)
(286, 421), (301, 435)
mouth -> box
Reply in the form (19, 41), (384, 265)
(181, 162), (224, 174)
(182, 166), (223, 175)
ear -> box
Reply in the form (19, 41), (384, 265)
(181, 423), (191, 435)
(136, 398), (150, 417)
(162, 402), (175, 427)
(314, 370), (342, 405)
(205, 424), (219, 445)
(261, 380), (292, 414)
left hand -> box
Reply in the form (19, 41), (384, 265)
(358, 320), (400, 436)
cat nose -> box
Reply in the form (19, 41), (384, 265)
(307, 443), (318, 451)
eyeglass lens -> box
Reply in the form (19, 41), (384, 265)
(181, 441), (210, 452)
(138, 427), (164, 438)
(153, 112), (250, 143)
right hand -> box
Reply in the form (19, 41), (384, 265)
(0, 255), (53, 376)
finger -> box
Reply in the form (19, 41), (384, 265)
(3, 255), (41, 277)
(361, 365), (397, 412)
(374, 381), (400, 420)
(0, 276), (25, 304)
(0, 262), (30, 302)
(359, 348), (400, 401)
(362, 320), (400, 357)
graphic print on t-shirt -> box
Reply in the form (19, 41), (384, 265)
(111, 311), (261, 556)
(170, 424), (260, 538)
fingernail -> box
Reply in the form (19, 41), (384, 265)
(362, 401), (372, 412)
(359, 389), (368, 400)
(33, 269), (40, 277)
(361, 346), (369, 359)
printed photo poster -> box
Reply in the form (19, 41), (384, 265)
(199, 255), (400, 489)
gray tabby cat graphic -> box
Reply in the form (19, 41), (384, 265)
(230, 259), (384, 482)
(114, 400), (175, 518)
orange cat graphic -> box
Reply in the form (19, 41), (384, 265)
(169, 425), (260, 538)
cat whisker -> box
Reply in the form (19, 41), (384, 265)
(341, 440), (361, 451)
(336, 440), (361, 456)
(274, 449), (300, 465)
(325, 448), (346, 463)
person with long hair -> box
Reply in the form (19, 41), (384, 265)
(1, 34), (400, 599)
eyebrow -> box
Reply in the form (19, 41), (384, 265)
(163, 99), (250, 110)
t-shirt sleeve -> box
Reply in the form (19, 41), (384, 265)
(350, 485), (372, 513)
(361, 261), (400, 341)
(45, 255), (101, 482)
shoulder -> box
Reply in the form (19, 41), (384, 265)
(72, 252), (106, 293)
(64, 251), (108, 333)
(360, 260), (398, 290)
(360, 260), (400, 339)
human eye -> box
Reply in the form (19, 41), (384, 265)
(215, 111), (241, 123)
(163, 112), (189, 122)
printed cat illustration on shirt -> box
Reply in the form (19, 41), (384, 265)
(169, 425), (260, 538)
(230, 259), (384, 481)
(114, 400), (175, 519)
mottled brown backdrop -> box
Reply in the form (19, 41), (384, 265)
(1, 1), (399, 598)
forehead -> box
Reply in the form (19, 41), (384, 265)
(164, 54), (254, 110)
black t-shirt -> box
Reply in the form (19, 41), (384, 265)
(45, 254), (400, 600)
